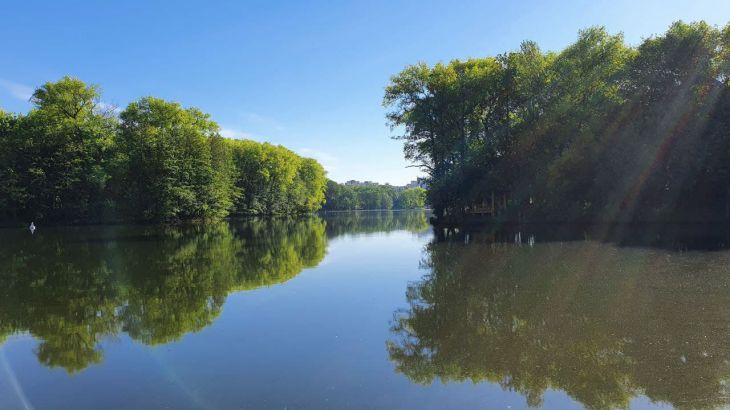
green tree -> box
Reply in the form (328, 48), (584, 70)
(385, 20), (730, 224)
(396, 187), (427, 209)
(0, 79), (328, 223)
(114, 97), (235, 221)
(324, 181), (426, 210)
(228, 140), (326, 215)
(0, 77), (115, 222)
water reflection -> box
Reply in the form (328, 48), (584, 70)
(0, 218), (327, 372)
(323, 210), (430, 237)
(0, 211), (430, 374)
(435, 222), (730, 251)
(389, 237), (730, 409)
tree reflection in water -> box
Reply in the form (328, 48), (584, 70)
(389, 234), (730, 409)
(323, 210), (429, 238)
(0, 211), (430, 373)
(0, 218), (327, 372)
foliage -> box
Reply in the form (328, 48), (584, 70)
(0, 77), (115, 223)
(0, 78), (327, 223)
(398, 187), (427, 209)
(113, 97), (233, 221)
(227, 140), (326, 215)
(323, 180), (426, 210)
(385, 21), (730, 223)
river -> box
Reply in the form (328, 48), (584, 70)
(1, 211), (729, 409)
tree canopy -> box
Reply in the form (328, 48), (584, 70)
(0, 77), (115, 222)
(385, 20), (730, 223)
(323, 180), (426, 210)
(0, 78), (327, 223)
(228, 140), (327, 215)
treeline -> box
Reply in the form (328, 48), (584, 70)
(0, 78), (327, 223)
(323, 180), (426, 210)
(385, 21), (730, 223)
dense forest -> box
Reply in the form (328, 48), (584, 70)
(0, 78), (327, 223)
(385, 20), (730, 223)
(323, 180), (426, 210)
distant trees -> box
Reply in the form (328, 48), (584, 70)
(323, 180), (426, 210)
(398, 187), (428, 209)
(228, 140), (327, 215)
(0, 78), (327, 223)
(385, 20), (730, 223)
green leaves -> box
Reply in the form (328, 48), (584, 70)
(323, 181), (426, 210)
(385, 20), (730, 223)
(0, 77), (115, 222)
(227, 139), (327, 215)
(0, 79), (329, 223)
(115, 97), (229, 221)
(31, 76), (101, 121)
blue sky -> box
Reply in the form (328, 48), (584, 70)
(2, 0), (729, 185)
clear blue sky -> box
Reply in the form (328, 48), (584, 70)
(2, 0), (729, 185)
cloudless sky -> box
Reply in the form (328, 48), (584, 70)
(2, 0), (729, 184)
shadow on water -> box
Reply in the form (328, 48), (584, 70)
(435, 222), (730, 251)
(389, 226), (730, 409)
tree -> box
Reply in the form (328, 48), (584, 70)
(228, 140), (326, 215)
(0, 79), (329, 223)
(396, 187), (427, 209)
(385, 20), (730, 224)
(114, 97), (235, 221)
(290, 158), (327, 213)
(324, 181), (425, 210)
(0, 77), (115, 222)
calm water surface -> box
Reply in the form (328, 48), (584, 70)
(1, 211), (729, 409)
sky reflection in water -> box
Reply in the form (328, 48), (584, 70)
(1, 212), (728, 409)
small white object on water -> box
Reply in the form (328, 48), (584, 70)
(29, 222), (36, 234)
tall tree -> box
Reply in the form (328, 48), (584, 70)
(386, 20), (730, 224)
(0, 77), (115, 222)
(114, 97), (234, 221)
